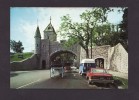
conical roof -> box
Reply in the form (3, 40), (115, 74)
(44, 22), (56, 33)
(34, 26), (41, 38)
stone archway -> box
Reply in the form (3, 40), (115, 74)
(49, 50), (77, 69)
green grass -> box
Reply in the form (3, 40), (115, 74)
(10, 52), (33, 62)
(113, 76), (128, 89)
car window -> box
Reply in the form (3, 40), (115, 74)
(92, 69), (107, 73)
(84, 63), (96, 70)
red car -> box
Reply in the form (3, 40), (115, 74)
(86, 68), (114, 85)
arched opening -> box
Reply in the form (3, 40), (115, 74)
(42, 60), (46, 69)
(95, 58), (104, 68)
(50, 50), (77, 70)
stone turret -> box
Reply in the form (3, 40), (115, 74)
(43, 17), (57, 41)
(34, 26), (41, 55)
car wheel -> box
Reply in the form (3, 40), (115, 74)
(108, 83), (118, 89)
(88, 80), (91, 84)
(113, 83), (118, 89)
(86, 76), (89, 80)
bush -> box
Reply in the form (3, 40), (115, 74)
(113, 76), (128, 89)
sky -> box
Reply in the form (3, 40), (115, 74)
(10, 7), (124, 52)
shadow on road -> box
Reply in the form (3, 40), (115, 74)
(51, 72), (83, 80)
(90, 83), (118, 89)
(10, 71), (30, 77)
(21, 72), (91, 89)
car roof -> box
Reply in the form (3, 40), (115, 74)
(81, 59), (95, 63)
(91, 68), (106, 70)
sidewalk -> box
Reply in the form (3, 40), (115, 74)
(108, 70), (128, 79)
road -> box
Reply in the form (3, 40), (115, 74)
(10, 69), (115, 89)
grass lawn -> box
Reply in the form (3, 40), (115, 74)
(10, 52), (33, 62)
(113, 76), (128, 89)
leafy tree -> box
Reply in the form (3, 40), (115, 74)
(10, 40), (24, 53)
(59, 8), (111, 58)
(93, 23), (121, 47)
(91, 8), (127, 49)
(92, 23), (112, 46)
(62, 36), (79, 49)
(119, 8), (128, 51)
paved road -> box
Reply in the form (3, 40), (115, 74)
(10, 70), (50, 89)
(10, 70), (115, 89)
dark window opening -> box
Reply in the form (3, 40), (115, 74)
(95, 58), (104, 68)
(48, 26), (51, 29)
(84, 63), (96, 70)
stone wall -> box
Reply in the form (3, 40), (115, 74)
(11, 54), (40, 71)
(80, 43), (128, 73)
(11, 42), (128, 73)
(80, 45), (109, 69)
(108, 43), (128, 73)
(68, 43), (81, 67)
(91, 45), (110, 69)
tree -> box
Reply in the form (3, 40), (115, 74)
(91, 8), (127, 49)
(93, 23), (122, 47)
(92, 23), (112, 46)
(62, 36), (79, 49)
(10, 40), (24, 53)
(59, 8), (111, 58)
(119, 8), (128, 51)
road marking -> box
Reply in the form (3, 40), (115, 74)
(16, 79), (41, 89)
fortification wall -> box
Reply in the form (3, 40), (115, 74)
(80, 45), (109, 69)
(11, 54), (40, 71)
(80, 43), (128, 73)
(108, 43), (128, 73)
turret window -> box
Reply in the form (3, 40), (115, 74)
(48, 26), (51, 29)
(37, 44), (38, 47)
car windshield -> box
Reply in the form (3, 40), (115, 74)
(92, 69), (107, 73)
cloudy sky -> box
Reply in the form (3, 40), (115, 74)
(10, 7), (124, 52)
